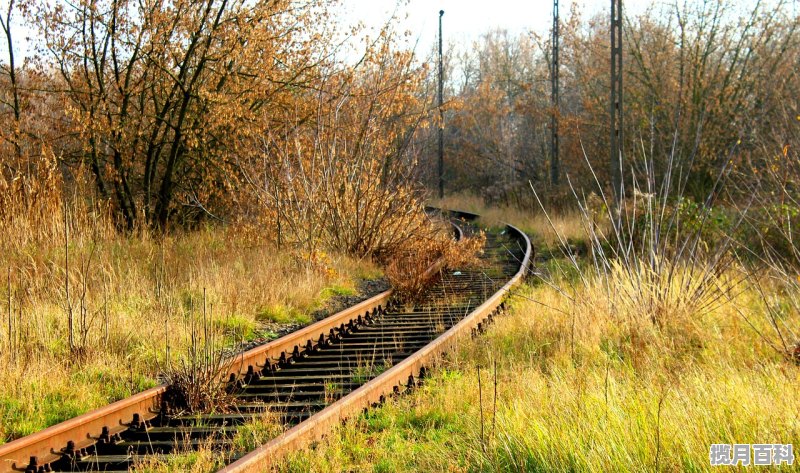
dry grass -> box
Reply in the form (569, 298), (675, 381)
(430, 193), (590, 249)
(0, 174), (381, 443)
(384, 218), (485, 302)
(55, 199), (798, 472)
(274, 272), (800, 472)
(272, 196), (800, 471)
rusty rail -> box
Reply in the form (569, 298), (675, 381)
(0, 292), (397, 473)
(218, 222), (531, 472)
(0, 211), (462, 473)
(0, 211), (529, 473)
(0, 387), (166, 472)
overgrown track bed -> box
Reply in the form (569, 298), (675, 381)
(0, 213), (531, 473)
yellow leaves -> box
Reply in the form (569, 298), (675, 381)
(783, 144), (790, 157)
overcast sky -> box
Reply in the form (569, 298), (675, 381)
(2, 0), (783, 62)
(338, 0), (784, 60)
(338, 0), (653, 55)
(0, 0), (656, 60)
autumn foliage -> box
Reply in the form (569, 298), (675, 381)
(417, 1), (800, 208)
(0, 0), (440, 260)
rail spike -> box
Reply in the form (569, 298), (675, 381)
(24, 455), (39, 473)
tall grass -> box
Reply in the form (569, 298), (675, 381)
(277, 151), (800, 471)
(274, 259), (800, 473)
(134, 414), (283, 472)
(0, 170), (381, 443)
(384, 217), (486, 302)
(431, 193), (589, 249)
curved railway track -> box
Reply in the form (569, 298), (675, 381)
(0, 210), (532, 473)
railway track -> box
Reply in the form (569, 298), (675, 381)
(0, 210), (531, 473)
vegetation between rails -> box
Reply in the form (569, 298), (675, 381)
(110, 237), (800, 472)
(0, 0), (799, 469)
(431, 194), (589, 250)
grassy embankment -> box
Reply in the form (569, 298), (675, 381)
(273, 194), (800, 472)
(0, 184), (381, 443)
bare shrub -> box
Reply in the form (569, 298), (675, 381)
(729, 135), (800, 361)
(237, 29), (435, 265)
(161, 352), (234, 415)
(160, 291), (235, 415)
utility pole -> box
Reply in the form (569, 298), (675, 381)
(610, 0), (623, 204)
(550, 0), (560, 186)
(438, 9), (445, 199)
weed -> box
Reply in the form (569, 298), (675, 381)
(0, 171), (378, 442)
(230, 413), (283, 454)
(321, 285), (357, 300)
(275, 279), (800, 472)
(256, 304), (310, 325)
(384, 219), (485, 302)
(352, 360), (392, 384)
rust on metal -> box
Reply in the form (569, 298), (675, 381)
(226, 289), (394, 380)
(0, 386), (166, 471)
(0, 211), (529, 473)
(0, 289), (396, 473)
(218, 223), (531, 472)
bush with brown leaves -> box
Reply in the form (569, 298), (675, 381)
(384, 218), (485, 302)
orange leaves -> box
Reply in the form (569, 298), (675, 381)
(25, 0), (350, 228)
(231, 26), (433, 261)
(384, 221), (485, 302)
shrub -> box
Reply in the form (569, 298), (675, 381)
(383, 219), (485, 302)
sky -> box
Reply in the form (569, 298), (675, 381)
(0, 0), (654, 61)
(338, 0), (654, 56)
(2, 0), (779, 62)
(336, 0), (785, 61)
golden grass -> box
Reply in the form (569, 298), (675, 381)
(430, 193), (590, 249)
(274, 272), (800, 472)
(0, 178), (381, 443)
(51, 203), (797, 472)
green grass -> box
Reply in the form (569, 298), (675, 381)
(0, 360), (158, 439)
(135, 449), (221, 473)
(321, 284), (357, 299)
(275, 277), (800, 472)
(215, 314), (259, 340)
(351, 360), (392, 384)
(133, 412), (284, 472)
(256, 304), (311, 325)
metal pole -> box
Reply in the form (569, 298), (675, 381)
(438, 9), (445, 199)
(610, 0), (623, 204)
(550, 0), (560, 186)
